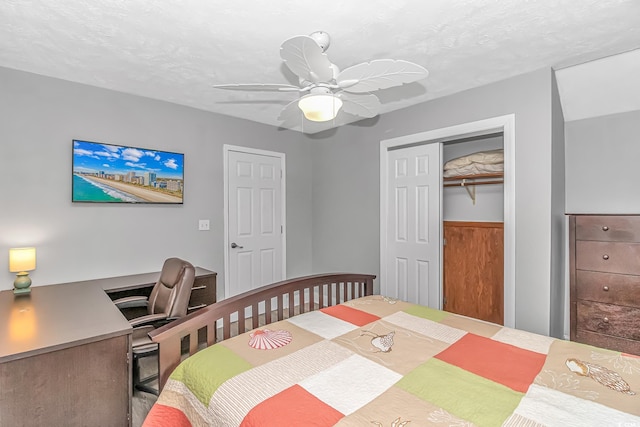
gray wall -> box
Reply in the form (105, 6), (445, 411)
(565, 110), (640, 214)
(1, 65), (570, 337)
(549, 72), (566, 338)
(0, 67), (314, 297)
(312, 68), (562, 335)
(563, 108), (640, 338)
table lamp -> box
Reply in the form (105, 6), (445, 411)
(9, 247), (36, 295)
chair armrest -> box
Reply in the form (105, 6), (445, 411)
(113, 295), (149, 309)
(130, 313), (170, 328)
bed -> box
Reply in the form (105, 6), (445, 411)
(143, 273), (640, 426)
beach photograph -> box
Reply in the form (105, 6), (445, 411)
(72, 140), (184, 204)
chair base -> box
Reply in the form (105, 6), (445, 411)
(134, 377), (159, 396)
(132, 347), (159, 396)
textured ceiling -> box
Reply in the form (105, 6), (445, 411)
(1, 0), (639, 133)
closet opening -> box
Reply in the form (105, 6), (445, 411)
(380, 114), (515, 328)
(442, 133), (504, 324)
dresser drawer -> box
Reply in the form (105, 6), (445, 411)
(573, 329), (640, 356)
(575, 240), (640, 275)
(575, 215), (640, 242)
(576, 300), (640, 341)
(576, 270), (640, 306)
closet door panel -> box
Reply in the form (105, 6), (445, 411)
(443, 221), (504, 324)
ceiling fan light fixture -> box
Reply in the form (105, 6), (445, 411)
(298, 93), (343, 122)
(214, 31), (429, 129)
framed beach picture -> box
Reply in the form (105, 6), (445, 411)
(72, 140), (184, 204)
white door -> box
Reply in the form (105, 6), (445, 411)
(382, 143), (441, 307)
(225, 146), (285, 297)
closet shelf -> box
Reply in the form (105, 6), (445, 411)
(443, 172), (503, 186)
(443, 172), (503, 204)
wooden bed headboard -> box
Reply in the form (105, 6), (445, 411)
(149, 272), (376, 390)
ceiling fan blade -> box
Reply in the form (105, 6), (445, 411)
(339, 93), (381, 118)
(212, 83), (300, 92)
(280, 35), (333, 83)
(336, 59), (429, 93)
(277, 99), (302, 123)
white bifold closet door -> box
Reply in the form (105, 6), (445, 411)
(384, 143), (441, 308)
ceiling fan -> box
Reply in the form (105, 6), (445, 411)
(212, 31), (429, 125)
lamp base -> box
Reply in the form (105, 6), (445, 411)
(13, 272), (32, 295)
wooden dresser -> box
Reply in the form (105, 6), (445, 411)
(569, 215), (640, 355)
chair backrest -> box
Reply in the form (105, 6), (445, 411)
(148, 258), (196, 318)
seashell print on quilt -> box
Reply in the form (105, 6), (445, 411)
(248, 329), (293, 350)
(566, 358), (636, 395)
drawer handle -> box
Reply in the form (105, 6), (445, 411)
(598, 317), (610, 329)
(602, 254), (609, 260)
(602, 286), (609, 292)
(188, 304), (207, 311)
(191, 285), (207, 291)
(602, 225), (609, 231)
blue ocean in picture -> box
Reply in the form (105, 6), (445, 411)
(72, 174), (141, 202)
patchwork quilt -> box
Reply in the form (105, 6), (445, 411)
(143, 296), (640, 426)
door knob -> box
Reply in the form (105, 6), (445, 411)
(231, 242), (243, 249)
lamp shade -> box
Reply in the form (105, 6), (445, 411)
(9, 247), (36, 273)
(298, 94), (343, 122)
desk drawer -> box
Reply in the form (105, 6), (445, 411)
(575, 241), (640, 275)
(576, 270), (640, 306)
(576, 215), (640, 242)
(576, 300), (640, 341)
(187, 273), (216, 312)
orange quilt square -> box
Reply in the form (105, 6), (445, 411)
(241, 384), (344, 427)
(320, 305), (380, 326)
(142, 403), (192, 427)
(435, 333), (546, 393)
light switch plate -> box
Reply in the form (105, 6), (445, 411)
(198, 219), (210, 231)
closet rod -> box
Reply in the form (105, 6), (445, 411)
(443, 180), (503, 187)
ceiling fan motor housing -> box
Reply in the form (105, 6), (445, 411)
(309, 31), (330, 52)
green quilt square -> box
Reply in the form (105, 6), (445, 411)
(170, 344), (252, 406)
(403, 304), (449, 322)
(397, 358), (523, 427)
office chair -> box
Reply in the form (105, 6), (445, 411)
(114, 257), (196, 395)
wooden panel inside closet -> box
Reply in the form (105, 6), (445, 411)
(443, 221), (504, 324)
